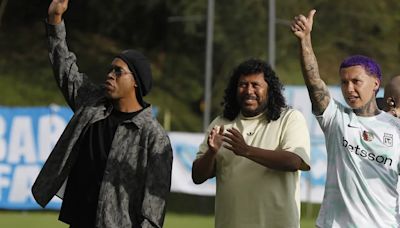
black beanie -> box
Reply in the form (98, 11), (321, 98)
(117, 49), (153, 106)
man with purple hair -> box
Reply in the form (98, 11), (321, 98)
(291, 9), (400, 227)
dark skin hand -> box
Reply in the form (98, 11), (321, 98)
(222, 128), (307, 171)
(222, 128), (250, 156)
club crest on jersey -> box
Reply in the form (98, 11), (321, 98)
(383, 133), (393, 147)
(362, 130), (374, 142)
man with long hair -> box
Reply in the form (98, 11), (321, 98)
(32, 0), (172, 227)
(292, 9), (400, 227)
(192, 58), (311, 228)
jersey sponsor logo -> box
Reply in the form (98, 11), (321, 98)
(383, 133), (393, 147)
(342, 137), (393, 167)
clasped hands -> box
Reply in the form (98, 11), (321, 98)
(207, 125), (250, 157)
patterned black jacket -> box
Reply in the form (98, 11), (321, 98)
(32, 21), (173, 228)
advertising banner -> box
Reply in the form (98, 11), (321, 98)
(0, 105), (71, 209)
(0, 87), (383, 209)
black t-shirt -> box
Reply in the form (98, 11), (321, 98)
(59, 109), (140, 227)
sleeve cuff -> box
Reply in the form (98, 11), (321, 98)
(44, 19), (66, 38)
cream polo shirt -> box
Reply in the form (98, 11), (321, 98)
(197, 109), (310, 228)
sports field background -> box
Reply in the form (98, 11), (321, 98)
(0, 211), (317, 228)
(0, 202), (320, 228)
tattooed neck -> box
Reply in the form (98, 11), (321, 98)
(353, 97), (380, 116)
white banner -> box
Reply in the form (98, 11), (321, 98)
(169, 132), (215, 195)
(169, 86), (384, 203)
(0, 86), (385, 209)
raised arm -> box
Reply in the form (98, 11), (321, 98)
(291, 10), (330, 115)
(46, 0), (99, 111)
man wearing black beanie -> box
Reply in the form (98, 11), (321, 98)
(32, 1), (173, 228)
(117, 49), (153, 108)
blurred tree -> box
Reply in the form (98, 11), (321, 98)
(0, 0), (399, 132)
(0, 0), (8, 27)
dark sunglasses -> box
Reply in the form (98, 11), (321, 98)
(107, 66), (134, 77)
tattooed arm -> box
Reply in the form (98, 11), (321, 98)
(291, 10), (331, 115)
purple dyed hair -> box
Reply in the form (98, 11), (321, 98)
(339, 55), (382, 81)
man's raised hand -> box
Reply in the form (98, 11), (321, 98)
(48, 0), (69, 25)
(291, 9), (316, 40)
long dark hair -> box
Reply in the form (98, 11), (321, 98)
(222, 58), (287, 121)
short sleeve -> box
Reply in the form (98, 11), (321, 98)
(280, 109), (311, 169)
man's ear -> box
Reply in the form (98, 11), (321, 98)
(373, 77), (380, 92)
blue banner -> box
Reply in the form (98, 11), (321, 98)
(0, 105), (72, 209)
(0, 87), (385, 209)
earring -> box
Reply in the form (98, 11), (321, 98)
(387, 97), (396, 108)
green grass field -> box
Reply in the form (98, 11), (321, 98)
(0, 211), (317, 228)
